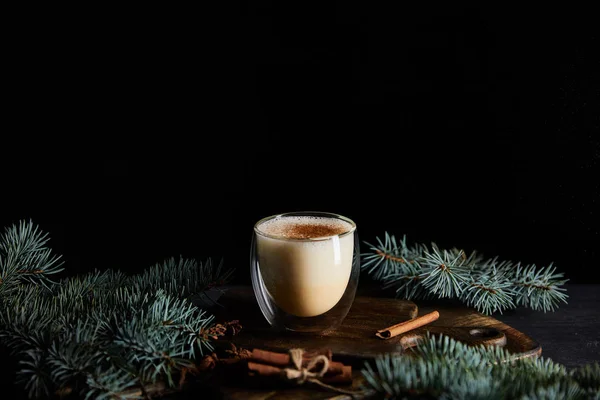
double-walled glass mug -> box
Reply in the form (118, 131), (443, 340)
(250, 211), (360, 333)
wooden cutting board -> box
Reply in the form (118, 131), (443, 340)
(208, 286), (541, 399)
(212, 286), (541, 364)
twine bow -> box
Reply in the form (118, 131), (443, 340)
(282, 348), (330, 384)
(280, 349), (365, 396)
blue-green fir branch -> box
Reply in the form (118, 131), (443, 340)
(382, 261), (431, 301)
(461, 266), (517, 315)
(361, 232), (569, 314)
(512, 262), (569, 312)
(362, 233), (426, 281)
(18, 349), (51, 399)
(0, 220), (64, 295)
(132, 257), (233, 306)
(419, 244), (470, 299)
(0, 220), (233, 399)
(84, 366), (141, 400)
(361, 333), (600, 399)
(571, 363), (600, 398)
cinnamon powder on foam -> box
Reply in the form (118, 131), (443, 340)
(258, 216), (352, 240)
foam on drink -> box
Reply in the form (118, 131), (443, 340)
(256, 215), (354, 317)
(257, 216), (352, 239)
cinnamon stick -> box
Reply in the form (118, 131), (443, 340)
(251, 348), (331, 365)
(376, 310), (440, 339)
(249, 348), (344, 374)
(322, 365), (352, 384)
(247, 362), (353, 385)
(248, 361), (282, 378)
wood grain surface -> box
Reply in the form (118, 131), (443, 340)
(214, 286), (540, 363)
(209, 286), (542, 399)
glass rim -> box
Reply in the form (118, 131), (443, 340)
(254, 211), (357, 242)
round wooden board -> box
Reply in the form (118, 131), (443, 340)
(208, 286), (541, 399)
(214, 286), (540, 362)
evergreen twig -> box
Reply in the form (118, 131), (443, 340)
(361, 232), (569, 314)
(0, 219), (64, 295)
(361, 333), (600, 399)
(0, 220), (233, 399)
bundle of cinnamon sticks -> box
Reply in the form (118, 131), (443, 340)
(197, 343), (354, 390)
(247, 348), (353, 385)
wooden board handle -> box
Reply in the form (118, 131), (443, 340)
(398, 326), (507, 350)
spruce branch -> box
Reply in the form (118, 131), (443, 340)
(362, 333), (598, 399)
(362, 233), (426, 281)
(0, 219), (64, 295)
(84, 366), (140, 400)
(519, 382), (586, 400)
(419, 245), (470, 299)
(362, 233), (431, 300)
(18, 349), (51, 399)
(362, 232), (568, 314)
(382, 261), (430, 301)
(131, 256), (233, 307)
(0, 220), (235, 399)
(512, 262), (569, 312)
(461, 266), (516, 315)
(571, 363), (600, 398)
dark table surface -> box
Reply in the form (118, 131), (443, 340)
(491, 283), (599, 368)
(353, 282), (599, 369)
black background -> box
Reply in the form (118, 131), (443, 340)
(2, 3), (598, 285)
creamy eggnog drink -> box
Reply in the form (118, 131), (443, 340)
(255, 215), (354, 317)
